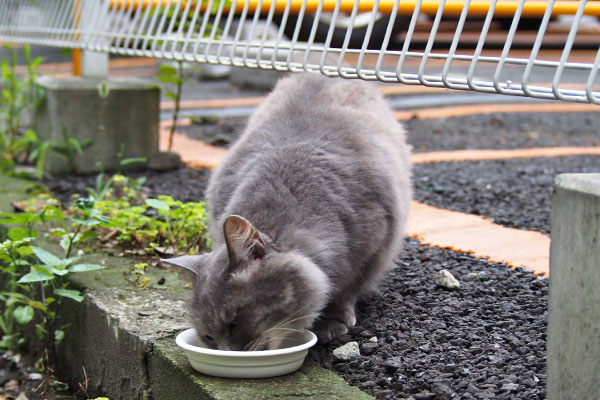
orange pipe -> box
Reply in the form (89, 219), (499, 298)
(72, 49), (82, 76)
(72, 0), (82, 76)
(110, 0), (600, 16)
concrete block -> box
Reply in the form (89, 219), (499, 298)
(35, 76), (159, 175)
(82, 51), (109, 78)
(547, 173), (600, 400)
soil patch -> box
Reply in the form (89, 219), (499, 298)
(45, 168), (210, 206)
(0, 351), (75, 400)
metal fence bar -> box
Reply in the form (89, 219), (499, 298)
(0, 0), (598, 104)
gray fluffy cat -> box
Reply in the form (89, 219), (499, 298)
(164, 73), (411, 351)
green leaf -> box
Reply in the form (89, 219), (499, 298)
(68, 263), (104, 273)
(18, 269), (54, 283)
(1, 212), (31, 225)
(51, 268), (69, 276)
(1, 59), (8, 81)
(31, 56), (44, 69)
(120, 157), (146, 166)
(158, 63), (177, 77)
(8, 227), (30, 241)
(15, 247), (33, 258)
(41, 206), (65, 224)
(81, 230), (99, 241)
(73, 197), (95, 211)
(29, 300), (47, 311)
(97, 81), (110, 98)
(48, 229), (68, 237)
(54, 329), (65, 343)
(13, 306), (34, 325)
(31, 246), (60, 266)
(58, 256), (81, 267)
(23, 44), (31, 63)
(71, 216), (100, 226)
(145, 198), (169, 213)
(54, 288), (84, 302)
(59, 235), (70, 253)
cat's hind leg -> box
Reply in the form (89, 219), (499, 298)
(313, 300), (357, 343)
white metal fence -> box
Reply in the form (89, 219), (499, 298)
(0, 0), (599, 104)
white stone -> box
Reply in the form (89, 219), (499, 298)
(333, 341), (361, 361)
(436, 269), (461, 290)
(28, 373), (43, 381)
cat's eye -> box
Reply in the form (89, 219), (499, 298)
(202, 335), (215, 344)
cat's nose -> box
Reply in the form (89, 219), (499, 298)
(218, 343), (231, 351)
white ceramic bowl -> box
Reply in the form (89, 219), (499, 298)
(175, 328), (318, 378)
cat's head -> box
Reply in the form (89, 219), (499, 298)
(163, 215), (330, 351)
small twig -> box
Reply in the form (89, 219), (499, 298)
(77, 364), (90, 397)
(167, 60), (184, 151)
(101, 227), (120, 242)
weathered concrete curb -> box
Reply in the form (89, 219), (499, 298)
(547, 173), (600, 400)
(0, 174), (373, 400)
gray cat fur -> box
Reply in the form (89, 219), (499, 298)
(164, 73), (411, 351)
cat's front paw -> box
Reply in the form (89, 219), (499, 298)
(314, 311), (357, 343)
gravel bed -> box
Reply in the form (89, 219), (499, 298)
(175, 111), (600, 153)
(405, 112), (600, 153)
(312, 238), (547, 400)
(413, 155), (600, 235)
(176, 117), (246, 147)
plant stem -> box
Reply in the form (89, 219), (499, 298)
(167, 60), (183, 151)
(65, 224), (83, 259)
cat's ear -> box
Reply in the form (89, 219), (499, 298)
(161, 255), (206, 280)
(223, 215), (266, 263)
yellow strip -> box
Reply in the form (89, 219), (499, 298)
(412, 146), (600, 164)
(395, 102), (600, 120)
(407, 201), (549, 276)
(159, 120), (228, 168)
(110, 0), (600, 16)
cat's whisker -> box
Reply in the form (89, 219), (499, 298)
(267, 305), (319, 330)
(262, 313), (318, 336)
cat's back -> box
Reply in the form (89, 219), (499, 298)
(233, 73), (408, 171)
(206, 73), (411, 241)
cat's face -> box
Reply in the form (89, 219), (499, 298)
(164, 215), (327, 351)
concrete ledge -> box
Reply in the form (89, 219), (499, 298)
(547, 173), (600, 400)
(0, 174), (373, 400)
(60, 257), (373, 399)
